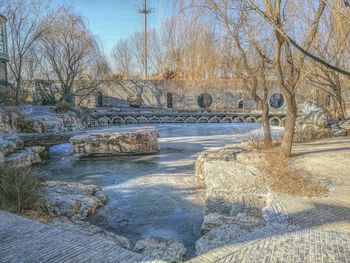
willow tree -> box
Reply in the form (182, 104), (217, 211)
(37, 7), (108, 104)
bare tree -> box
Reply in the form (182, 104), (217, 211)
(37, 7), (108, 104)
(1, 0), (48, 104)
(112, 39), (133, 79)
(260, 0), (326, 156)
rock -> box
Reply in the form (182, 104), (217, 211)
(17, 131), (78, 147)
(40, 181), (108, 220)
(70, 127), (160, 156)
(50, 219), (132, 250)
(4, 146), (46, 168)
(195, 224), (251, 255)
(127, 94), (142, 108)
(201, 160), (264, 199)
(340, 118), (350, 135)
(0, 135), (24, 155)
(294, 101), (346, 142)
(201, 212), (264, 234)
(30, 111), (86, 133)
(134, 237), (186, 263)
(195, 148), (241, 180)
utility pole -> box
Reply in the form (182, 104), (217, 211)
(138, 0), (152, 80)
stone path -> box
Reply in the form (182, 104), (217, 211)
(189, 228), (350, 263)
(0, 211), (164, 263)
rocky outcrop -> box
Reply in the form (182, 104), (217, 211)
(340, 118), (350, 135)
(195, 224), (251, 255)
(0, 107), (86, 134)
(195, 146), (240, 180)
(30, 110), (86, 133)
(0, 135), (24, 155)
(294, 102), (346, 142)
(0, 135), (46, 168)
(40, 181), (108, 220)
(134, 237), (186, 263)
(5, 146), (46, 168)
(50, 219), (132, 250)
(195, 146), (274, 255)
(70, 127), (160, 156)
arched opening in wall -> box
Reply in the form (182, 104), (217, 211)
(97, 92), (103, 107)
(197, 93), (213, 109)
(167, 92), (173, 108)
(238, 99), (244, 109)
(269, 93), (285, 109)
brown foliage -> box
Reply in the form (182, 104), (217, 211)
(261, 149), (328, 197)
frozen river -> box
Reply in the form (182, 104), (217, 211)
(34, 123), (282, 257)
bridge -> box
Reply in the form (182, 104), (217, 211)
(86, 110), (287, 127)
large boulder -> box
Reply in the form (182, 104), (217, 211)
(0, 107), (86, 134)
(294, 101), (346, 142)
(195, 224), (251, 255)
(195, 147), (241, 180)
(134, 237), (186, 263)
(30, 110), (86, 133)
(0, 135), (24, 155)
(195, 147), (269, 253)
(40, 181), (108, 220)
(4, 146), (46, 168)
(70, 127), (160, 157)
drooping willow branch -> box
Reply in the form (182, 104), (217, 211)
(245, 0), (350, 77)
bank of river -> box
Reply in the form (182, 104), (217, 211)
(33, 123), (282, 257)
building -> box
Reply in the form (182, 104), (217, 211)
(0, 14), (8, 84)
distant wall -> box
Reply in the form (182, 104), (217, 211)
(83, 80), (287, 113)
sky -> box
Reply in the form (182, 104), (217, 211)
(54, 0), (171, 57)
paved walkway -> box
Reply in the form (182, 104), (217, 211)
(0, 211), (164, 263)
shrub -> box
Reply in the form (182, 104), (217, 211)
(0, 167), (41, 214)
(55, 100), (72, 113)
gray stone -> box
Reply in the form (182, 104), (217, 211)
(70, 126), (160, 156)
(4, 146), (45, 168)
(0, 135), (24, 155)
(294, 101), (346, 142)
(195, 148), (241, 180)
(40, 181), (108, 220)
(134, 237), (186, 263)
(201, 160), (264, 199)
(340, 118), (350, 134)
(195, 224), (251, 255)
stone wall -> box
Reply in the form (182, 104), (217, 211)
(81, 80), (288, 113)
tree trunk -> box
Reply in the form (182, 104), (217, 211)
(281, 94), (297, 156)
(262, 99), (272, 144)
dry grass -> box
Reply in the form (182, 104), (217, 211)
(243, 137), (281, 152)
(260, 149), (328, 197)
(0, 167), (51, 221)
